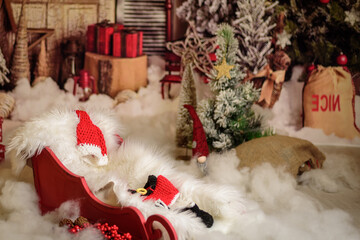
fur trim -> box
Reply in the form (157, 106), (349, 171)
(7, 107), (124, 176)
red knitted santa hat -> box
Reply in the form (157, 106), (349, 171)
(183, 105), (209, 158)
(76, 110), (108, 166)
(144, 175), (179, 207)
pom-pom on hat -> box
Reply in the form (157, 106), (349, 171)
(76, 110), (108, 166)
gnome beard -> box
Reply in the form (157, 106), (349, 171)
(192, 141), (208, 175)
(196, 155), (208, 175)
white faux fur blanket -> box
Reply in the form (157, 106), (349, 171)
(7, 107), (247, 239)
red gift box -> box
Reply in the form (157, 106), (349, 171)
(138, 31), (143, 56)
(86, 21), (124, 55)
(125, 31), (138, 58)
(97, 25), (114, 55)
(86, 24), (96, 52)
(114, 30), (143, 58)
(86, 21), (143, 58)
(113, 31), (122, 57)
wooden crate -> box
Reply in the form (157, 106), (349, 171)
(83, 51), (148, 98)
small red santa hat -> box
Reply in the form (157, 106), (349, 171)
(75, 110), (108, 166)
(183, 105), (209, 159)
(144, 175), (180, 207)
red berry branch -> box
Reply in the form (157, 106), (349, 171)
(94, 222), (132, 240)
(59, 217), (132, 240)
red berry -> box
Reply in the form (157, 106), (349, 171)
(337, 53), (348, 66)
(319, 0), (329, 3)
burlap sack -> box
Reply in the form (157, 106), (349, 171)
(303, 66), (360, 139)
(236, 135), (326, 177)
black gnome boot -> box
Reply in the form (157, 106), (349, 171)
(182, 203), (214, 228)
(143, 175), (157, 196)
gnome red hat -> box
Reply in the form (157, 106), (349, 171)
(76, 110), (108, 166)
(183, 105), (209, 159)
(143, 175), (180, 208)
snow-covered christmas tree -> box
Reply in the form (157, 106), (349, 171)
(198, 24), (271, 152)
(176, 62), (197, 148)
(233, 0), (278, 74)
(176, 0), (238, 37)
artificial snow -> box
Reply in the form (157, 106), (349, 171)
(0, 56), (359, 239)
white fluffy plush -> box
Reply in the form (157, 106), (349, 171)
(7, 107), (247, 239)
(8, 108), (122, 177)
(2, 57), (360, 240)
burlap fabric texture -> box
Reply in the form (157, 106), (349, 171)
(303, 66), (360, 139)
(236, 135), (326, 177)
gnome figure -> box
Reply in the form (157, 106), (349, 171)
(183, 105), (209, 175)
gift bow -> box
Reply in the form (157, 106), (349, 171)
(245, 64), (286, 107)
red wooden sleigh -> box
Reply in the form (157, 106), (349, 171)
(31, 147), (177, 240)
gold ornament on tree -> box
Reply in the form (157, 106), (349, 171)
(214, 57), (234, 79)
(33, 40), (49, 85)
(10, 0), (30, 83)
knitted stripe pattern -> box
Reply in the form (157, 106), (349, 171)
(183, 105), (209, 157)
(144, 175), (179, 207)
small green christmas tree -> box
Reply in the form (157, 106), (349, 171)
(176, 62), (197, 148)
(278, 0), (360, 72)
(198, 24), (271, 152)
